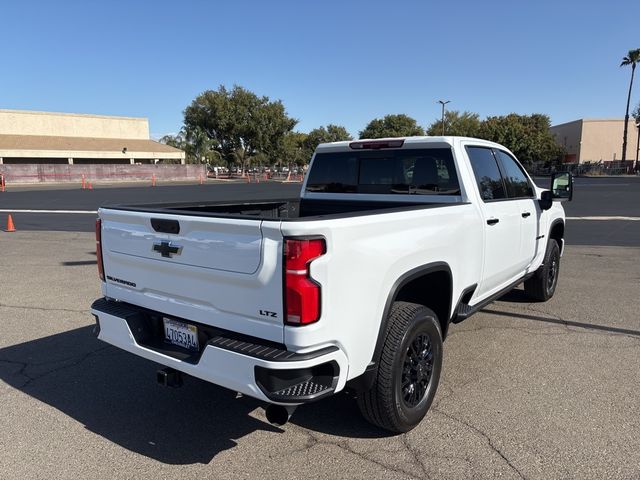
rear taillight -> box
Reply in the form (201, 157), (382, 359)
(284, 238), (326, 325)
(96, 219), (105, 281)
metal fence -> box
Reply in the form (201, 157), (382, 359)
(532, 161), (638, 177)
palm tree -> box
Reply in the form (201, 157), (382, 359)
(620, 49), (640, 164)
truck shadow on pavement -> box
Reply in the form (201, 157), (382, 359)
(60, 260), (97, 266)
(484, 307), (640, 337)
(0, 326), (383, 465)
(494, 288), (534, 303)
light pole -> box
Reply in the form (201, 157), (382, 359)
(438, 100), (451, 136)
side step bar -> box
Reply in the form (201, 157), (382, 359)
(452, 273), (534, 324)
(452, 302), (475, 323)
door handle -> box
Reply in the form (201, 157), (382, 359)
(486, 218), (500, 225)
(521, 212), (531, 218)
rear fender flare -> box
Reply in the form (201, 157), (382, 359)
(372, 262), (452, 364)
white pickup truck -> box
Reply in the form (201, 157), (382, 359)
(91, 136), (572, 433)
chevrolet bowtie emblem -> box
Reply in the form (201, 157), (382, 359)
(152, 241), (183, 258)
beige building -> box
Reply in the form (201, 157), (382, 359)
(0, 109), (185, 165)
(550, 118), (639, 164)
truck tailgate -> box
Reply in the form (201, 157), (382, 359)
(99, 208), (284, 343)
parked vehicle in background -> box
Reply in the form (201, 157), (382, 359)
(91, 136), (572, 432)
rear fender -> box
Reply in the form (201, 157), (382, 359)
(348, 262), (452, 391)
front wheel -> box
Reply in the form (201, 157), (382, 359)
(357, 302), (443, 433)
(524, 239), (560, 301)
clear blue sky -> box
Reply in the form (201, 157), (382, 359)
(1, 0), (639, 138)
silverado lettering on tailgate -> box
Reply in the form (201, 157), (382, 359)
(106, 275), (137, 288)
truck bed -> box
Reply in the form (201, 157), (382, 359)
(103, 197), (460, 221)
(96, 194), (470, 347)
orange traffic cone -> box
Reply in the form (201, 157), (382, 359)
(6, 214), (16, 232)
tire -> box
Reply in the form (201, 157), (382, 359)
(524, 239), (560, 301)
(357, 302), (443, 433)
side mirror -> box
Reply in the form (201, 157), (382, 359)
(539, 190), (553, 211)
(550, 172), (573, 201)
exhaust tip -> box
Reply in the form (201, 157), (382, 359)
(265, 404), (296, 426)
(157, 367), (183, 388)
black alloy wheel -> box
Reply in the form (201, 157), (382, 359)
(546, 251), (559, 295)
(401, 333), (433, 408)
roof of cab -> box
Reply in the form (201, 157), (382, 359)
(315, 136), (503, 151)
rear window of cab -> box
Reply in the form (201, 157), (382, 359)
(305, 148), (461, 195)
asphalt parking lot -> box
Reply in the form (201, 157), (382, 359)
(0, 178), (639, 479)
(1, 176), (639, 246)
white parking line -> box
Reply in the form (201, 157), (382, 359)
(0, 209), (98, 214)
(574, 183), (632, 187)
(567, 216), (640, 221)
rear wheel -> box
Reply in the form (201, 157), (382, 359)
(357, 302), (443, 433)
(524, 239), (560, 301)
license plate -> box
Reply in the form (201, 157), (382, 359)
(163, 318), (199, 351)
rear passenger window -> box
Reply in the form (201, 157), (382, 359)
(466, 147), (506, 201)
(305, 154), (358, 193)
(494, 150), (534, 198)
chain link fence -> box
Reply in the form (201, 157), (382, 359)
(532, 160), (639, 177)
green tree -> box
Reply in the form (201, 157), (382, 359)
(184, 126), (216, 164)
(158, 133), (187, 164)
(183, 85), (297, 172)
(159, 128), (217, 164)
(280, 131), (309, 167)
(158, 131), (193, 164)
(303, 124), (352, 158)
(479, 113), (564, 168)
(159, 132), (186, 150)
(426, 110), (482, 137)
(621, 49), (640, 163)
(359, 114), (424, 139)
